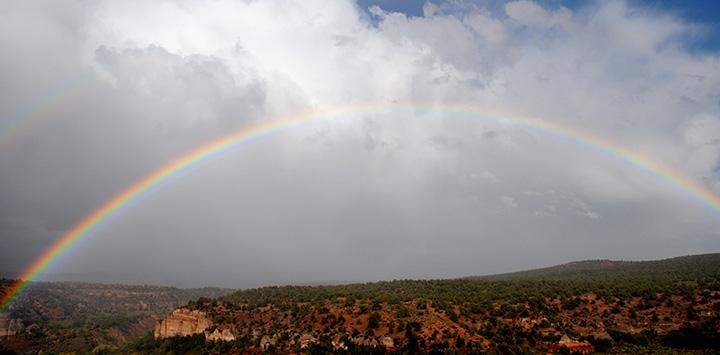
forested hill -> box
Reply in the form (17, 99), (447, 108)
(4, 254), (720, 354)
(473, 253), (720, 281)
(214, 253), (720, 311)
(140, 253), (719, 354)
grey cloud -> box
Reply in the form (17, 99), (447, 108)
(0, 0), (719, 288)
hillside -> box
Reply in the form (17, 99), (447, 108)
(0, 281), (233, 354)
(2, 254), (719, 354)
(476, 253), (720, 281)
(110, 253), (720, 354)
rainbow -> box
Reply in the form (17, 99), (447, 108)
(0, 82), (88, 152)
(2, 102), (719, 311)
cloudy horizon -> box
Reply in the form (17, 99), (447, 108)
(2, 0), (720, 289)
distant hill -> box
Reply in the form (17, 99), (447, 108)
(474, 253), (720, 281)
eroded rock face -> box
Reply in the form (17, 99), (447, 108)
(380, 336), (394, 348)
(205, 328), (236, 342)
(298, 333), (317, 349)
(260, 335), (277, 350)
(0, 317), (23, 337)
(154, 309), (213, 339)
(551, 334), (594, 354)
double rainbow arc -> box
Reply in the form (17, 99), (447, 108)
(2, 102), (719, 311)
(0, 82), (91, 152)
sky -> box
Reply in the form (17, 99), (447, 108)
(1, 0), (720, 289)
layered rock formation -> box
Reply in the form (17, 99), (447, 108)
(205, 328), (236, 342)
(153, 309), (213, 339)
(0, 317), (23, 337)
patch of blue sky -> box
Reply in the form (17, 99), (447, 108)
(356, 0), (720, 52)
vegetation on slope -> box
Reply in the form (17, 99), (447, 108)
(137, 253), (720, 354)
(3, 254), (720, 354)
(0, 281), (233, 354)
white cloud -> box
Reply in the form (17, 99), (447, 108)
(464, 10), (508, 44)
(0, 0), (719, 286)
(504, 0), (573, 29)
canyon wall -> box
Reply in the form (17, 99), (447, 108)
(153, 309), (213, 339)
(0, 317), (23, 337)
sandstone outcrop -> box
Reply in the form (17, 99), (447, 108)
(298, 333), (317, 349)
(0, 317), (23, 337)
(205, 328), (236, 342)
(548, 334), (594, 354)
(260, 335), (278, 350)
(154, 309), (213, 339)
